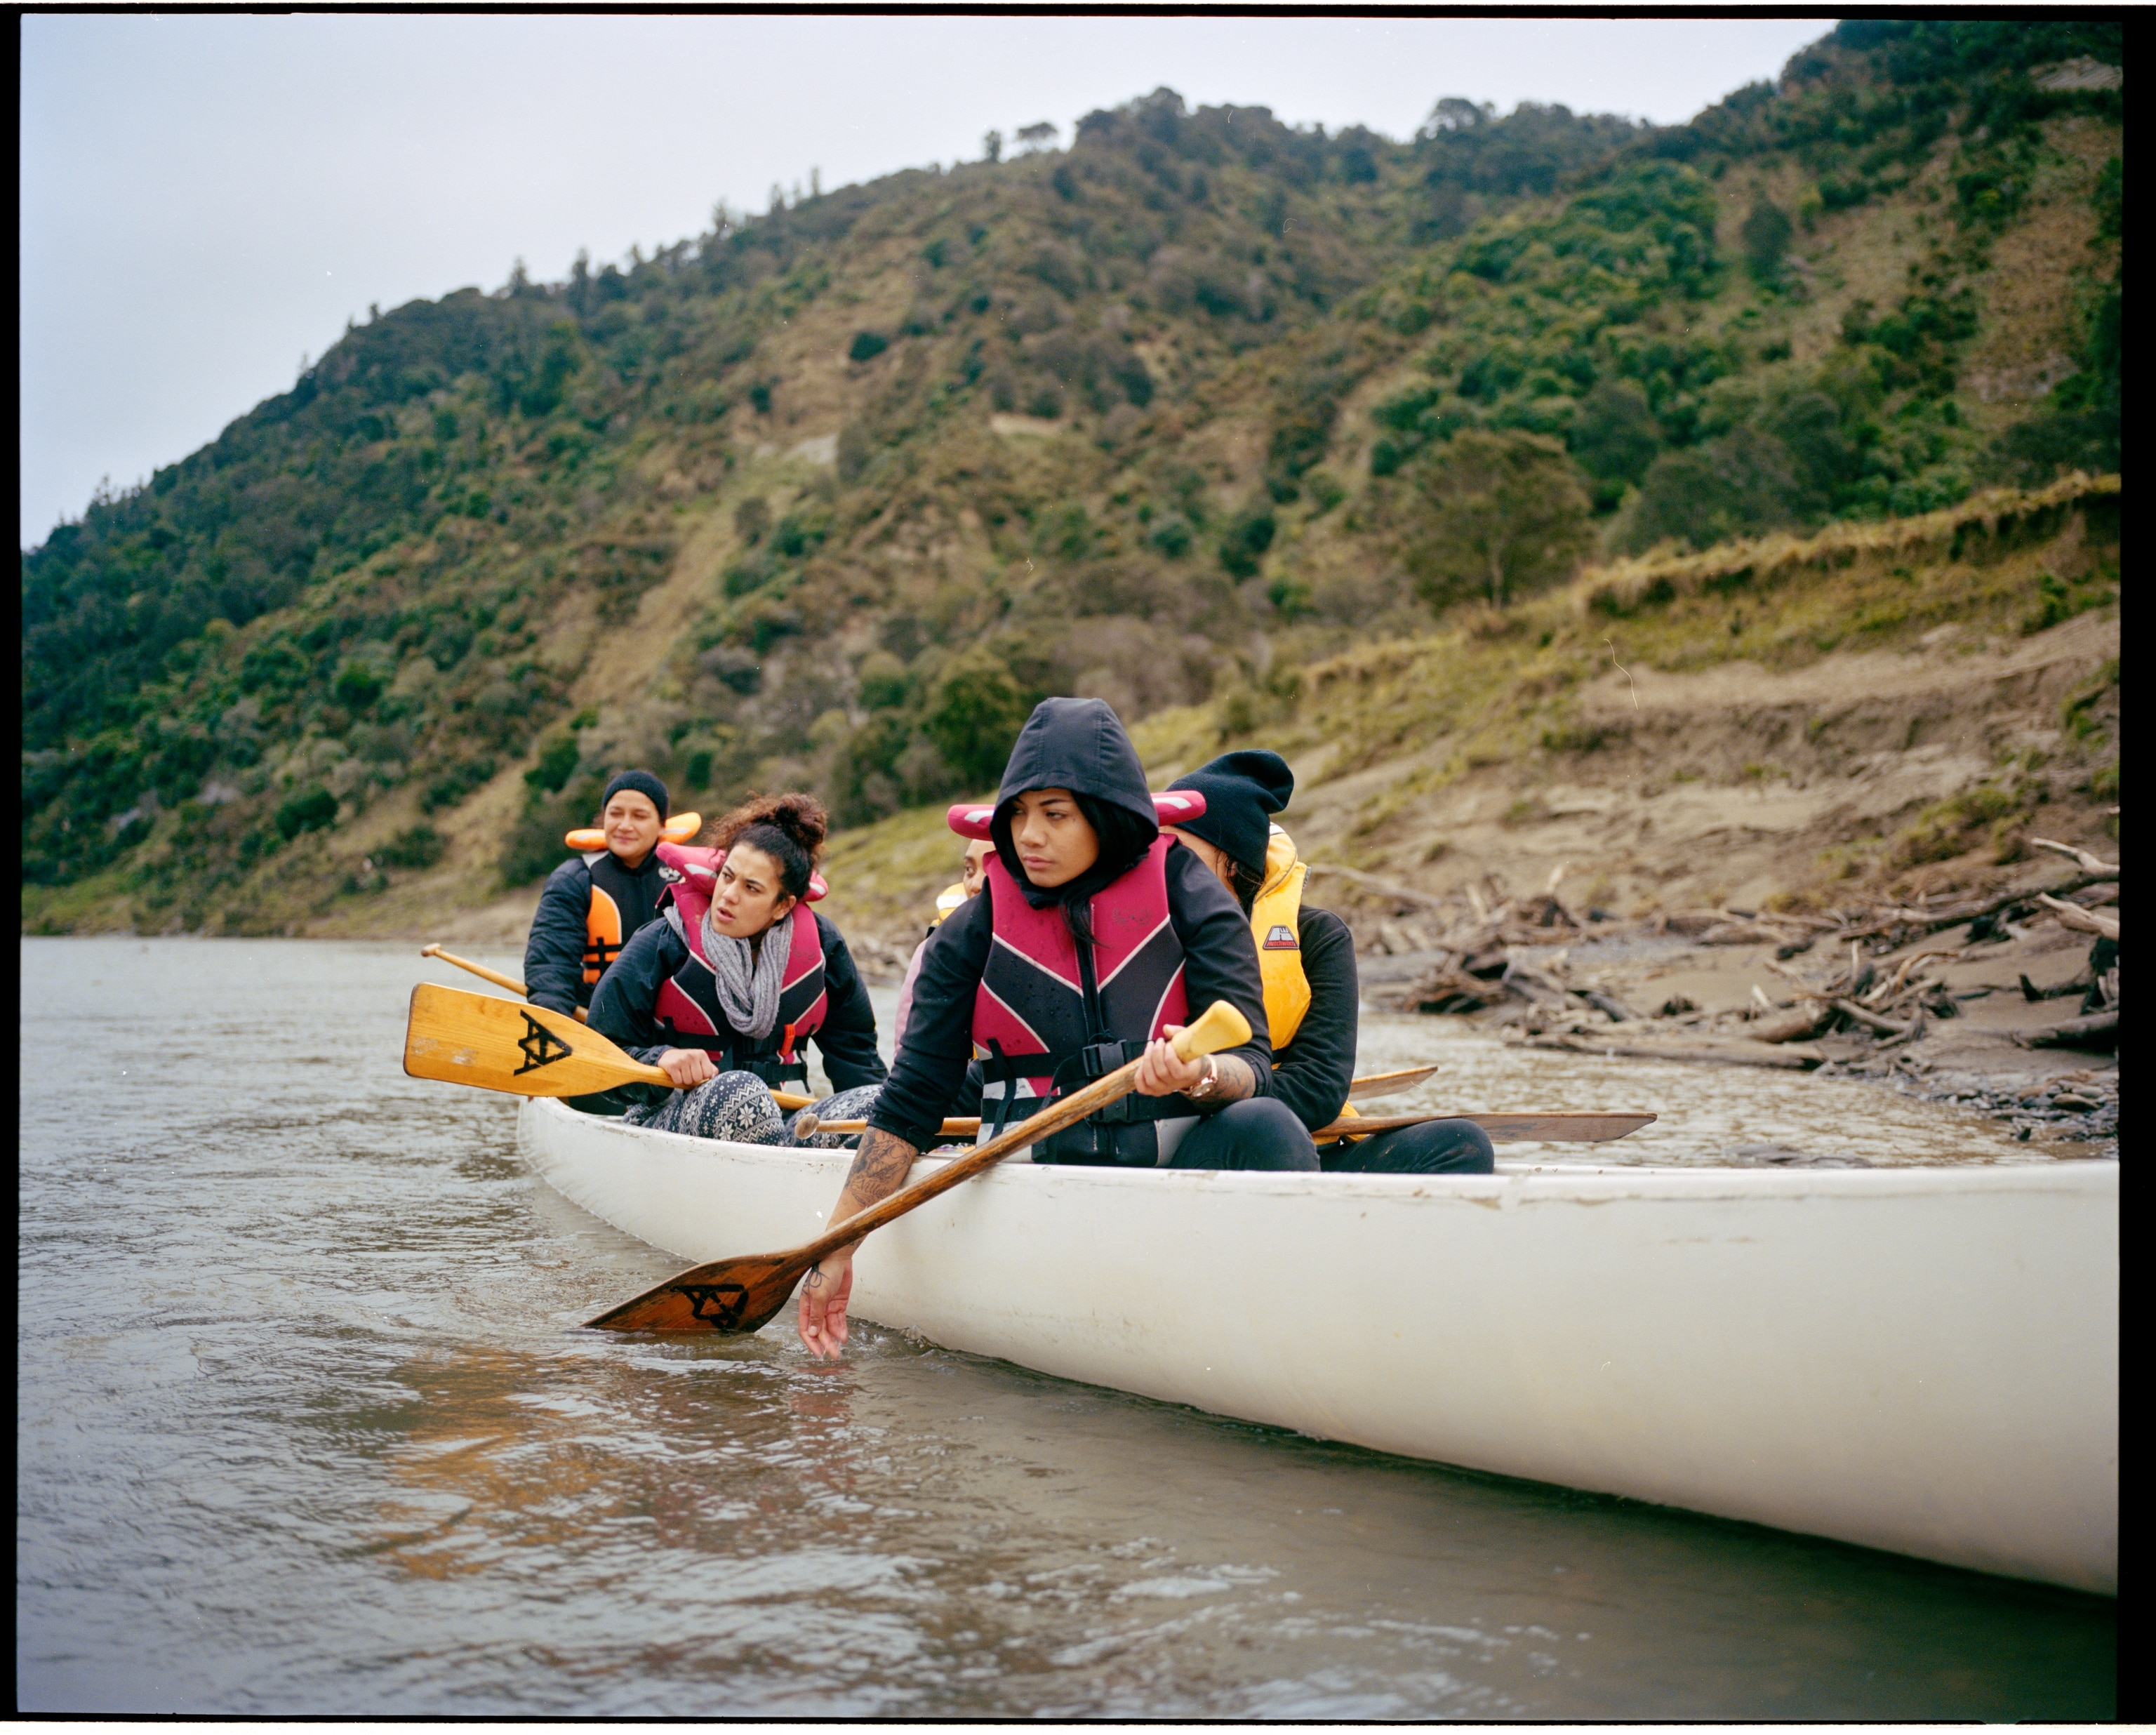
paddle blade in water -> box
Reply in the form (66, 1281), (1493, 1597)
(585, 1251), (806, 1334)
(403, 983), (665, 1098)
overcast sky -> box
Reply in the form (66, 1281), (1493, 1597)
(19, 13), (1834, 549)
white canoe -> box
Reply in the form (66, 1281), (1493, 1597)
(519, 1098), (2118, 1595)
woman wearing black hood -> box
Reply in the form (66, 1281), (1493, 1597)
(797, 698), (1294, 1360)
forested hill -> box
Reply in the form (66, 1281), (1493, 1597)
(22, 20), (2122, 936)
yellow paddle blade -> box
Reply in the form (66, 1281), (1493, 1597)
(403, 983), (668, 1098)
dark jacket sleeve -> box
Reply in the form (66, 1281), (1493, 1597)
(578, 918), (690, 1112)
(867, 888), (994, 1149)
(1268, 906), (1359, 1132)
(1162, 843), (1275, 1089)
(524, 857), (594, 1014)
(809, 916), (889, 1092)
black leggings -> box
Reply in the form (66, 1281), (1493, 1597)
(1096, 1099), (1496, 1176)
(1321, 1118), (1495, 1174)
(1166, 1096), (1321, 1171)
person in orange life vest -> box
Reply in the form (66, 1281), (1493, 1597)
(891, 835), (993, 1065)
(524, 769), (672, 1016)
(797, 696), (1286, 1360)
(1165, 750), (1493, 1176)
(585, 793), (886, 1146)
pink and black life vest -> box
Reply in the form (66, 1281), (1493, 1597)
(648, 844), (831, 1088)
(948, 793), (1208, 1166)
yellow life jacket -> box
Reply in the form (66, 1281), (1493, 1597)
(1251, 825), (1362, 1129)
(931, 882), (967, 926)
(1251, 825), (1312, 1050)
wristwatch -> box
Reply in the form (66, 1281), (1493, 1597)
(1187, 1053), (1222, 1102)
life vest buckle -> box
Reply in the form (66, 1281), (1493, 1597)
(1077, 1039), (1145, 1080)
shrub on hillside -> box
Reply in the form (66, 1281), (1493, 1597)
(422, 755), (498, 813)
(275, 787), (339, 839)
(1402, 430), (1592, 609)
(375, 824), (446, 870)
(922, 646), (1048, 791)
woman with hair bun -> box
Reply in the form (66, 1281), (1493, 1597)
(585, 792), (886, 1145)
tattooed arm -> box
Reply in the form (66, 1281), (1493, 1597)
(797, 1126), (921, 1359)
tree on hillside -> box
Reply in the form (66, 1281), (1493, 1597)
(1624, 425), (1802, 552)
(1016, 121), (1059, 153)
(1402, 431), (1592, 611)
(1742, 198), (1795, 285)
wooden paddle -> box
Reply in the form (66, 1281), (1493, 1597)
(801, 1109), (1655, 1143)
(584, 998), (1255, 1335)
(421, 943), (589, 1023)
(1315, 1110), (1655, 1143)
(403, 982), (813, 1108)
(1343, 1065), (1437, 1100)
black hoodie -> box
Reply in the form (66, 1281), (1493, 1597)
(867, 698), (1274, 1152)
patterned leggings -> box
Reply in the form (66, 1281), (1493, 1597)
(623, 1073), (883, 1148)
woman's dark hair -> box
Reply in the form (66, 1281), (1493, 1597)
(993, 791), (1156, 951)
(1223, 853), (1267, 915)
(705, 792), (827, 902)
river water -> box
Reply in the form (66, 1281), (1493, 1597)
(18, 938), (2114, 1716)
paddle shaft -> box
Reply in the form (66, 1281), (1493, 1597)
(804, 1109), (1656, 1143)
(422, 943), (588, 1025)
(583, 1000), (1253, 1331)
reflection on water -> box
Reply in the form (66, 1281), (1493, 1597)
(18, 939), (2113, 1715)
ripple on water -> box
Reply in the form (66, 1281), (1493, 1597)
(16, 939), (2114, 1717)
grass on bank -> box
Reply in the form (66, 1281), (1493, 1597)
(1135, 470), (2117, 783)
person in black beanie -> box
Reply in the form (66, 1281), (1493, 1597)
(1165, 750), (1494, 1176)
(524, 769), (677, 1016)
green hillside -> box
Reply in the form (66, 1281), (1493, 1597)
(20, 20), (2121, 936)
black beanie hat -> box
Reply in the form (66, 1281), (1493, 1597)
(1166, 750), (1293, 875)
(600, 769), (670, 821)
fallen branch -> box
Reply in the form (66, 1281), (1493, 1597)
(1832, 997), (1920, 1038)
(1761, 959), (1919, 1037)
(1517, 1031), (1825, 1070)
(1575, 986), (1639, 1022)
(2019, 1010), (2120, 1050)
(1750, 1006), (1833, 1044)
(1839, 874), (2114, 940)
(1303, 861), (1449, 910)
(2035, 893), (2120, 941)
(1877, 948), (1963, 1001)
(2028, 837), (2119, 878)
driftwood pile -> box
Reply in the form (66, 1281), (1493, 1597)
(1315, 835), (2119, 1068)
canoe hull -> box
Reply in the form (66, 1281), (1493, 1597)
(519, 1098), (2117, 1594)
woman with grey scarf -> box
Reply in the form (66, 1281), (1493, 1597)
(585, 793), (886, 1145)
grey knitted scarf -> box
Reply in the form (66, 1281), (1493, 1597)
(700, 903), (792, 1039)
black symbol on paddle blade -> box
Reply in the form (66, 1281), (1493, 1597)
(514, 1011), (575, 1075)
(679, 1283), (749, 1329)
